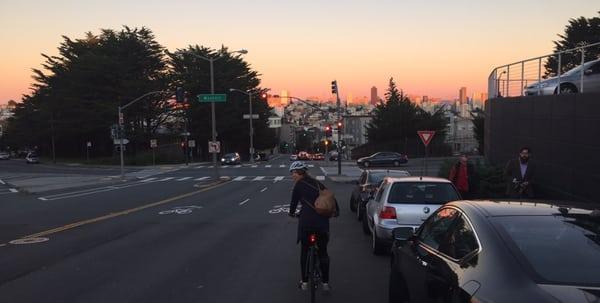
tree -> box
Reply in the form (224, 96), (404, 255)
(167, 46), (276, 160)
(364, 78), (449, 156)
(545, 12), (600, 77)
(470, 108), (484, 155)
(5, 27), (171, 158)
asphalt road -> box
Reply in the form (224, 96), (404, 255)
(0, 160), (391, 303)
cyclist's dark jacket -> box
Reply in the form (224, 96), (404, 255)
(289, 175), (339, 243)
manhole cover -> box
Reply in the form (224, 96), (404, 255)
(9, 237), (49, 245)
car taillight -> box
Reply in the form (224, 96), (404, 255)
(379, 206), (397, 219)
(309, 233), (317, 244)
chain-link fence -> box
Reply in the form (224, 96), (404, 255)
(488, 42), (600, 98)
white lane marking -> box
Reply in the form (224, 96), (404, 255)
(274, 176), (284, 182)
(253, 176), (265, 181)
(251, 165), (258, 168)
(195, 166), (205, 169)
(194, 177), (210, 181)
(265, 165), (272, 168)
(38, 197), (48, 201)
(0, 243), (6, 247)
(279, 165), (285, 168)
(176, 177), (193, 181)
(140, 177), (157, 182)
(320, 167), (328, 176)
(9, 188), (18, 193)
(260, 187), (268, 192)
(233, 176), (246, 181)
(235, 165), (242, 168)
(308, 165), (315, 168)
(316, 176), (325, 181)
(158, 177), (174, 182)
(0, 179), (5, 185)
(9, 237), (49, 245)
(208, 166), (214, 168)
(239, 198), (250, 205)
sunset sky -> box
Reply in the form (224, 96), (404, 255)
(0, 1), (597, 104)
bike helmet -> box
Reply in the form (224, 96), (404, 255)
(289, 161), (308, 172)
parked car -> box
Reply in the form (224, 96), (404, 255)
(349, 169), (410, 219)
(524, 58), (600, 95)
(220, 152), (241, 165)
(357, 152), (408, 168)
(25, 152), (40, 164)
(289, 154), (298, 161)
(364, 176), (460, 254)
(389, 200), (600, 303)
(312, 153), (325, 161)
(0, 151), (10, 160)
(297, 151), (311, 160)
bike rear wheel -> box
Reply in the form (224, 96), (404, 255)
(308, 248), (318, 303)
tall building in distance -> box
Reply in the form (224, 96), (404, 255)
(370, 86), (378, 105)
(459, 87), (467, 104)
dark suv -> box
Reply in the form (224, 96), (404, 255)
(356, 152), (408, 168)
(349, 169), (410, 219)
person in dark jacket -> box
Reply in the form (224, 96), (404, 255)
(288, 161), (339, 292)
(504, 147), (535, 198)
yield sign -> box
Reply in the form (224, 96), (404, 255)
(417, 131), (436, 147)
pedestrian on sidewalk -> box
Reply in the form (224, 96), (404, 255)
(448, 154), (474, 199)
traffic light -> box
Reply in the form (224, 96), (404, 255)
(324, 125), (332, 137)
(337, 121), (343, 130)
(176, 87), (185, 103)
(331, 80), (338, 94)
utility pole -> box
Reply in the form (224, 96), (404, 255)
(332, 80), (342, 175)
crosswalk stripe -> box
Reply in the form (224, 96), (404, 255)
(158, 177), (174, 181)
(316, 176), (325, 181)
(233, 176), (246, 181)
(274, 176), (284, 182)
(176, 177), (192, 181)
(265, 165), (272, 168)
(279, 165), (285, 168)
(253, 176), (265, 181)
(140, 177), (157, 182)
(235, 165), (242, 168)
(194, 177), (210, 181)
(251, 165), (258, 168)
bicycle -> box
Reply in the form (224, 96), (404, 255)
(305, 231), (322, 303)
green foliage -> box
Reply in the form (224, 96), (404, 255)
(545, 11), (600, 77)
(470, 108), (484, 155)
(364, 78), (449, 156)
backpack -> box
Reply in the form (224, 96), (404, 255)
(303, 180), (337, 218)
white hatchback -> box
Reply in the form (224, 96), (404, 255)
(365, 176), (461, 254)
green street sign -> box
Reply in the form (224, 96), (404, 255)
(197, 94), (227, 103)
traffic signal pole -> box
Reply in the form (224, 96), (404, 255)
(332, 80), (342, 175)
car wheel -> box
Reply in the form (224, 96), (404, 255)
(389, 268), (409, 303)
(362, 213), (371, 235)
(372, 228), (386, 255)
(349, 196), (357, 212)
(394, 161), (400, 167)
(363, 161), (370, 168)
(556, 83), (577, 94)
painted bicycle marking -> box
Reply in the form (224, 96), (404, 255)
(268, 204), (301, 214)
(159, 205), (203, 215)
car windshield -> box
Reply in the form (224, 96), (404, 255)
(387, 182), (459, 204)
(493, 214), (600, 286)
(562, 60), (598, 76)
(368, 171), (409, 184)
(224, 153), (235, 157)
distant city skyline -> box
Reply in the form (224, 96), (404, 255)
(1, 1), (597, 104)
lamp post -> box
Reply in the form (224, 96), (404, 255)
(229, 88), (256, 163)
(189, 49), (248, 178)
(496, 70), (507, 97)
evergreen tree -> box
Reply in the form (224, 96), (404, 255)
(545, 12), (600, 77)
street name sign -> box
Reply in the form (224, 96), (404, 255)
(188, 140), (196, 148)
(243, 114), (259, 119)
(114, 139), (129, 145)
(417, 131), (435, 147)
(198, 94), (227, 103)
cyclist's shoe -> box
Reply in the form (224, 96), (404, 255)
(299, 281), (308, 291)
(322, 283), (331, 292)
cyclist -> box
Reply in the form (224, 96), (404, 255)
(288, 161), (339, 292)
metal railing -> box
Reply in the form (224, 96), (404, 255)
(488, 42), (600, 98)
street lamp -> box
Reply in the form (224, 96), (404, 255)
(189, 48), (248, 178)
(229, 88), (256, 163)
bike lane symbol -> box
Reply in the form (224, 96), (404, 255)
(159, 205), (203, 215)
(268, 204), (302, 215)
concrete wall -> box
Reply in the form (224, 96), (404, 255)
(485, 93), (600, 202)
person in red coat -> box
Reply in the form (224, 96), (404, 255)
(449, 154), (471, 199)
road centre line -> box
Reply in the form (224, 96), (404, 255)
(239, 198), (250, 205)
(21, 180), (231, 240)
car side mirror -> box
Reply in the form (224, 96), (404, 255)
(584, 69), (593, 75)
(392, 227), (415, 244)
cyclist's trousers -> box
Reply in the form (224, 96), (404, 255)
(300, 231), (330, 283)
